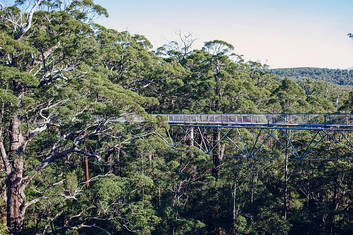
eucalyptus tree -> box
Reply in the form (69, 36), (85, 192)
(0, 1), (157, 234)
(92, 25), (189, 114)
(267, 78), (309, 113)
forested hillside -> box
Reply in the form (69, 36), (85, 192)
(1, 1), (353, 235)
(271, 67), (353, 85)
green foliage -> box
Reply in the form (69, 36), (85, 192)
(272, 67), (353, 85)
(120, 201), (160, 234)
(1, 1), (353, 234)
(339, 91), (353, 113)
(0, 223), (9, 235)
(0, 88), (18, 104)
(267, 78), (309, 112)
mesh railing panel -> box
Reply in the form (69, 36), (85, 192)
(163, 114), (353, 127)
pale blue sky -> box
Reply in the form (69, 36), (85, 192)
(95, 0), (353, 69)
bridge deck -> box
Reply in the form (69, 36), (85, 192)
(160, 113), (353, 130)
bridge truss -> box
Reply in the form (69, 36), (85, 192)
(157, 114), (353, 161)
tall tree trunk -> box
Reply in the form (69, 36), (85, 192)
(7, 115), (26, 234)
(189, 127), (194, 147)
(189, 127), (194, 157)
(212, 70), (224, 179)
(0, 104), (7, 228)
(284, 129), (288, 220)
(250, 172), (254, 204)
(0, 179), (6, 227)
(7, 159), (26, 234)
(212, 129), (225, 180)
(232, 179), (237, 234)
(329, 179), (339, 235)
(212, 128), (221, 179)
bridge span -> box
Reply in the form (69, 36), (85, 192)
(154, 113), (353, 160)
(160, 113), (353, 131)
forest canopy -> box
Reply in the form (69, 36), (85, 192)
(271, 67), (353, 85)
(1, 1), (353, 234)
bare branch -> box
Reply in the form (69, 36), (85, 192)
(37, 67), (75, 88)
(0, 113), (11, 175)
(0, 141), (11, 175)
(42, 210), (64, 235)
(67, 211), (84, 222)
(1, 13), (21, 29)
(178, 31), (196, 58)
(15, 0), (42, 40)
(34, 139), (101, 173)
(22, 100), (67, 152)
(0, 2), (4, 9)
(58, 189), (82, 200)
(32, 116), (149, 175)
(37, 98), (68, 122)
(27, 124), (48, 140)
(33, 44), (60, 67)
(55, 218), (112, 235)
(24, 196), (47, 210)
(79, 172), (114, 186)
(72, 224), (112, 235)
(35, 145), (76, 172)
(32, 180), (65, 198)
(74, 148), (102, 162)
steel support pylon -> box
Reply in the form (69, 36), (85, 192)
(157, 123), (353, 161)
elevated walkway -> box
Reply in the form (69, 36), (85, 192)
(160, 113), (353, 131)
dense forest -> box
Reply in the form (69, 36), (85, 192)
(1, 1), (353, 234)
(271, 67), (353, 85)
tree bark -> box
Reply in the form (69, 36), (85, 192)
(189, 127), (194, 147)
(7, 160), (26, 234)
(212, 128), (221, 179)
(6, 115), (26, 234)
(0, 175), (6, 227)
(189, 127), (194, 157)
(212, 66), (223, 179)
(5, 4), (44, 231)
(284, 130), (288, 220)
(232, 179), (237, 234)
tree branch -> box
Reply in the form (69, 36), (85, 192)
(54, 215), (112, 235)
(79, 172), (114, 186)
(37, 67), (75, 88)
(34, 143), (102, 173)
(32, 116), (147, 174)
(24, 196), (47, 210)
(42, 210), (64, 235)
(35, 145), (76, 172)
(71, 224), (112, 235)
(27, 124), (48, 141)
(15, 0), (42, 40)
(0, 141), (11, 175)
(58, 189), (82, 201)
(74, 148), (102, 162)
(0, 101), (10, 175)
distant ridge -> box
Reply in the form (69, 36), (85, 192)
(271, 67), (353, 86)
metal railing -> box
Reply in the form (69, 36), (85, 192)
(160, 113), (353, 128)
